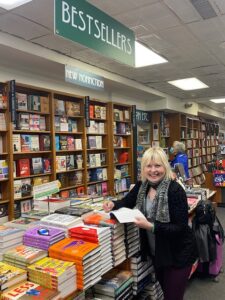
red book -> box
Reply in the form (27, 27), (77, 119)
(118, 152), (128, 163)
(89, 104), (94, 118)
(17, 159), (30, 177)
(69, 226), (98, 237)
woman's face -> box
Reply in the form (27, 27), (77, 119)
(144, 159), (166, 183)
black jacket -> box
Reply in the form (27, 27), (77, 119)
(113, 180), (197, 268)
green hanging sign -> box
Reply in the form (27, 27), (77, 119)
(54, 0), (135, 67)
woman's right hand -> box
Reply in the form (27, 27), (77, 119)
(103, 200), (115, 212)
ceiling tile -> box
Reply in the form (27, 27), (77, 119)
(164, 0), (202, 23)
(0, 13), (50, 40)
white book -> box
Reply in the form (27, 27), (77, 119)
(110, 207), (146, 223)
(13, 134), (21, 152)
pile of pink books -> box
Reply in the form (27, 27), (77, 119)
(23, 226), (65, 250)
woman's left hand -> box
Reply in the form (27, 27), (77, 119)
(134, 217), (153, 231)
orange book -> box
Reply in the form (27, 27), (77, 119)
(89, 104), (94, 119)
(83, 213), (117, 228)
(49, 238), (99, 261)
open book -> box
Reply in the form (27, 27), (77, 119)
(110, 207), (146, 223)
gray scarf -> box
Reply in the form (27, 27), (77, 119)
(136, 179), (171, 223)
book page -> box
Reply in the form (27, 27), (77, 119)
(110, 207), (146, 223)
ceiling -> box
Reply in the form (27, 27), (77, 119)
(1, 0), (225, 111)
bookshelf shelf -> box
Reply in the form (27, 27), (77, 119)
(87, 148), (107, 151)
(90, 118), (107, 122)
(13, 130), (51, 134)
(60, 184), (84, 191)
(87, 180), (109, 185)
(14, 151), (51, 155)
(16, 109), (50, 116)
(14, 173), (52, 180)
(55, 131), (83, 135)
(0, 152), (8, 155)
(15, 195), (33, 201)
(56, 150), (83, 153)
(87, 165), (108, 170)
(0, 199), (9, 204)
(0, 178), (8, 182)
(56, 168), (84, 174)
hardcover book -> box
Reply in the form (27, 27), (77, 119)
(17, 159), (30, 177)
(0, 226), (24, 242)
(13, 134), (21, 152)
(39, 135), (50, 151)
(40, 96), (49, 113)
(65, 101), (81, 116)
(54, 99), (65, 115)
(31, 157), (43, 175)
(20, 135), (31, 152)
(16, 93), (28, 110)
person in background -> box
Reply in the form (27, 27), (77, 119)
(103, 147), (197, 300)
(170, 141), (190, 180)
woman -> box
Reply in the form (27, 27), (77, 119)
(170, 141), (190, 180)
(103, 147), (197, 300)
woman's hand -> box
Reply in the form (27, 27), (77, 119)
(134, 217), (153, 231)
(103, 200), (115, 212)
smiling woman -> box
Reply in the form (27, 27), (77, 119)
(103, 147), (197, 300)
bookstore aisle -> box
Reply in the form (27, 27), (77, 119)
(184, 207), (225, 300)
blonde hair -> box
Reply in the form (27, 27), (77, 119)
(141, 147), (173, 182)
(173, 141), (185, 153)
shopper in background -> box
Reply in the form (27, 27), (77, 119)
(103, 147), (197, 300)
(170, 141), (190, 180)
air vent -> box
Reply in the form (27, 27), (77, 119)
(190, 0), (217, 19)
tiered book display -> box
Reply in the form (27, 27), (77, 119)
(0, 83), (10, 223)
(87, 99), (109, 196)
(109, 103), (133, 196)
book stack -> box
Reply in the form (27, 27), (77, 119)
(33, 197), (70, 213)
(21, 210), (50, 220)
(23, 226), (65, 251)
(49, 238), (101, 290)
(93, 269), (133, 300)
(124, 223), (140, 258)
(55, 206), (94, 219)
(130, 252), (154, 296)
(69, 225), (113, 275)
(111, 223), (126, 267)
(0, 262), (27, 291)
(0, 226), (24, 260)
(0, 281), (60, 300)
(39, 213), (82, 234)
(3, 245), (48, 270)
(28, 257), (76, 299)
(137, 281), (164, 300)
(83, 213), (126, 267)
(4, 218), (40, 230)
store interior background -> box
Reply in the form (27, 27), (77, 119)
(1, 0), (225, 129)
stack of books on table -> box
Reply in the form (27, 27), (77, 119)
(0, 226), (24, 261)
(130, 252), (154, 296)
(0, 261), (27, 291)
(4, 218), (40, 230)
(33, 197), (71, 213)
(39, 213), (82, 234)
(28, 257), (76, 299)
(3, 245), (47, 270)
(21, 210), (50, 220)
(69, 225), (113, 275)
(111, 223), (126, 267)
(54, 206), (94, 219)
(137, 281), (164, 300)
(49, 238), (102, 290)
(83, 212), (126, 267)
(23, 226), (65, 250)
(93, 269), (133, 300)
(0, 281), (60, 299)
(124, 223), (140, 258)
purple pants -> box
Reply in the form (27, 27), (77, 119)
(156, 265), (192, 300)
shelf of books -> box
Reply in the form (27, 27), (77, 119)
(86, 99), (109, 197)
(53, 92), (85, 198)
(0, 83), (10, 223)
(10, 84), (53, 220)
(109, 103), (133, 197)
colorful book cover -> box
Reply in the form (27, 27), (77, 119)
(24, 226), (65, 242)
(0, 225), (24, 241)
(0, 262), (27, 291)
(48, 238), (99, 260)
(65, 101), (81, 116)
(1, 281), (59, 300)
(83, 213), (117, 228)
(4, 245), (47, 263)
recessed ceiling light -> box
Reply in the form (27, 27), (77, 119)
(135, 41), (168, 68)
(0, 0), (32, 10)
(168, 77), (209, 90)
(210, 98), (225, 103)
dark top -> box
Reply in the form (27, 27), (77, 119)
(113, 180), (197, 268)
(171, 152), (190, 179)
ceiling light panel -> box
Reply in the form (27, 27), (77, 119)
(210, 98), (225, 103)
(168, 77), (209, 90)
(0, 0), (32, 10)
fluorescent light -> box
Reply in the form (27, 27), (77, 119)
(0, 0), (32, 10)
(135, 41), (168, 68)
(168, 77), (209, 90)
(210, 98), (225, 103)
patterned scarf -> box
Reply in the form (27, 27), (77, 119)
(136, 179), (171, 223)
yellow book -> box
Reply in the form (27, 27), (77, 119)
(0, 262), (27, 291)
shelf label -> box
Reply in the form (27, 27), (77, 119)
(132, 105), (136, 128)
(55, 0), (135, 67)
(9, 80), (16, 126)
(33, 180), (60, 199)
(136, 110), (151, 123)
(65, 65), (104, 91)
